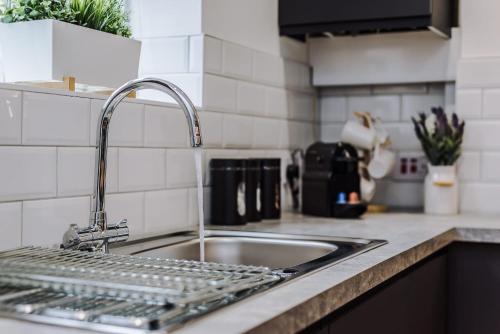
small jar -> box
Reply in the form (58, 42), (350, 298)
(210, 159), (247, 225)
(246, 159), (262, 222)
(261, 158), (281, 219)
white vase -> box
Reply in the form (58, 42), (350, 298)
(0, 20), (141, 88)
(424, 164), (459, 215)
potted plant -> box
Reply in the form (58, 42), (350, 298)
(0, 0), (141, 89)
(412, 107), (465, 215)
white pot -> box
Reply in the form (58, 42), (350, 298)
(0, 19), (141, 88)
(424, 164), (459, 215)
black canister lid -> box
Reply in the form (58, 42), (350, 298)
(210, 159), (247, 170)
(261, 158), (280, 169)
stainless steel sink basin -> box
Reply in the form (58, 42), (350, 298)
(0, 233), (386, 333)
(113, 230), (386, 277)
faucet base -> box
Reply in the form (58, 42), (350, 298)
(61, 219), (129, 252)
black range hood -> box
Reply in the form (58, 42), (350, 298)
(279, 0), (453, 39)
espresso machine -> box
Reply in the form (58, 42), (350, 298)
(302, 142), (367, 218)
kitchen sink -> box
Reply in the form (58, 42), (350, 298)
(113, 230), (387, 277)
(0, 232), (386, 333)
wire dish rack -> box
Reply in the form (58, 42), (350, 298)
(0, 247), (281, 333)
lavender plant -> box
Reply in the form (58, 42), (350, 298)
(412, 107), (465, 166)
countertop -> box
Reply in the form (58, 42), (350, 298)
(2, 212), (500, 334)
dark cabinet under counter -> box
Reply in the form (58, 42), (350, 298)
(302, 242), (500, 334)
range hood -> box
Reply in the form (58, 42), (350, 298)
(279, 0), (453, 39)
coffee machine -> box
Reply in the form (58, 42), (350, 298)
(302, 142), (367, 218)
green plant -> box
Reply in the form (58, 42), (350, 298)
(1, 0), (75, 23)
(412, 107), (465, 166)
(69, 0), (131, 37)
(1, 0), (131, 37)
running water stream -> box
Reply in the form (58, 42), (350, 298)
(193, 148), (205, 262)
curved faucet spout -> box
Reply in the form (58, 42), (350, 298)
(85, 78), (202, 252)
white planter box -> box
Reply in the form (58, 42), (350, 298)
(0, 19), (141, 88)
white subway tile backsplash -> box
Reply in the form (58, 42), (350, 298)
(222, 114), (254, 148)
(0, 89), (22, 144)
(137, 74), (202, 107)
(222, 42), (253, 79)
(90, 99), (144, 147)
(481, 152), (500, 181)
(237, 81), (266, 115)
(0, 147), (56, 201)
(106, 192), (145, 237)
(118, 148), (166, 192)
(133, 0), (201, 38)
(460, 183), (500, 214)
(291, 93), (315, 121)
(320, 96), (347, 123)
(457, 58), (500, 88)
(289, 121), (315, 149)
(203, 74), (237, 112)
(280, 120), (290, 149)
(458, 152), (481, 181)
(23, 93), (90, 146)
(455, 89), (482, 119)
(373, 181), (423, 208)
(198, 111), (223, 148)
(265, 87), (288, 118)
(128, 0), (142, 38)
(57, 147), (93, 197)
(253, 118), (281, 148)
(22, 196), (90, 247)
(252, 51), (284, 86)
(57, 147), (118, 196)
(280, 36), (309, 64)
(0, 27), (326, 247)
(189, 35), (203, 73)
(144, 105), (188, 148)
(298, 63), (312, 89)
(483, 89), (500, 118)
(145, 189), (189, 233)
(320, 124), (343, 142)
(347, 95), (400, 122)
(0, 202), (22, 250)
(384, 123), (421, 150)
(463, 120), (500, 150)
(283, 60), (302, 88)
(203, 36), (223, 74)
(140, 37), (189, 74)
(401, 94), (445, 121)
(166, 149), (196, 188)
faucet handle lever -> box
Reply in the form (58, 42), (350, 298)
(61, 219), (129, 251)
(106, 219), (129, 244)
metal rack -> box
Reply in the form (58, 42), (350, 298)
(0, 247), (281, 332)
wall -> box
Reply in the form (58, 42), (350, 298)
(0, 2), (316, 249)
(315, 0), (500, 214)
(319, 83), (456, 209)
(202, 0), (281, 55)
(454, 0), (500, 214)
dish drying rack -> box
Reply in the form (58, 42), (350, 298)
(0, 247), (281, 333)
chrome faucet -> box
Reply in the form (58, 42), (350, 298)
(62, 78), (203, 252)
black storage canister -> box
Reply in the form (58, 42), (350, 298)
(245, 159), (262, 222)
(210, 159), (247, 225)
(261, 158), (281, 219)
